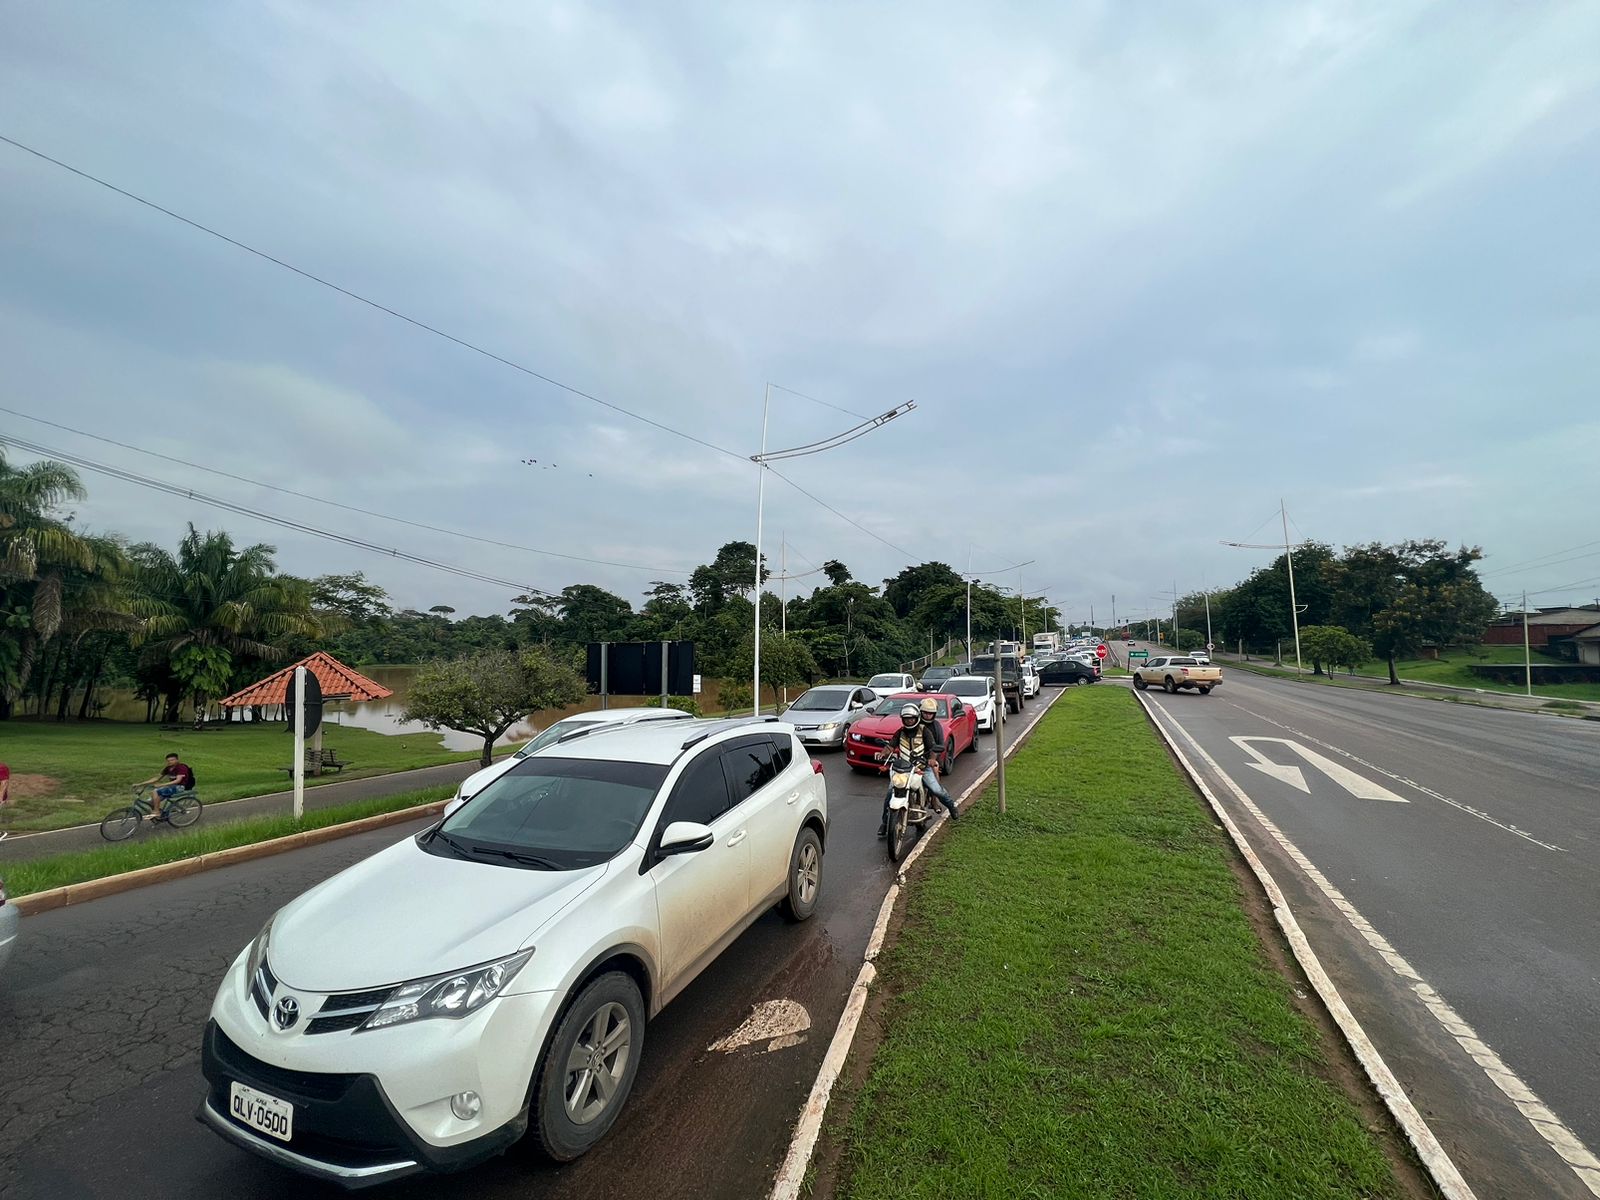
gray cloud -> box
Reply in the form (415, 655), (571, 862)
(2, 0), (1597, 619)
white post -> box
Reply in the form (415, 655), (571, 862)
(779, 534), (788, 707)
(992, 639), (1007, 816)
(965, 578), (973, 662)
(752, 383), (771, 716)
(1282, 500), (1303, 675)
(291, 665), (306, 822)
(1523, 591), (1532, 697)
(1204, 587), (1213, 651)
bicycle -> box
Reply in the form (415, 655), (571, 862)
(99, 784), (203, 842)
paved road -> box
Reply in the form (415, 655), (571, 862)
(0, 695), (1057, 1200)
(1134, 666), (1600, 1200)
(0, 760), (484, 865)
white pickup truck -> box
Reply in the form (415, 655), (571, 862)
(1132, 655), (1222, 695)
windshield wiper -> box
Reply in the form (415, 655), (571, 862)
(469, 845), (563, 870)
(425, 828), (475, 860)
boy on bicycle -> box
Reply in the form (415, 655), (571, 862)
(137, 753), (196, 820)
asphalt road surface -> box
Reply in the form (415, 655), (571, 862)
(0, 695), (1057, 1200)
(1134, 665), (1600, 1200)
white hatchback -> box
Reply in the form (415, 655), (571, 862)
(200, 717), (827, 1186)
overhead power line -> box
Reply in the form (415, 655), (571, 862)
(0, 403), (691, 575)
(0, 433), (558, 598)
(0, 131), (745, 463)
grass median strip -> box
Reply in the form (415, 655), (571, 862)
(830, 687), (1408, 1199)
(3, 785), (454, 898)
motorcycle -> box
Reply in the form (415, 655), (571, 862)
(881, 753), (934, 863)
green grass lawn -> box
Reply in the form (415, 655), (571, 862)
(1343, 644), (1600, 699)
(832, 689), (1407, 1199)
(0, 720), (477, 832)
(3, 785), (454, 898)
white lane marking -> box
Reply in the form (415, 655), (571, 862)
(709, 999), (811, 1054)
(1226, 698), (1565, 852)
(1149, 694), (1599, 1198)
(1231, 736), (1407, 802)
(1232, 737), (1311, 792)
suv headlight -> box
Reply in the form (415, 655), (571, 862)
(360, 950), (535, 1032)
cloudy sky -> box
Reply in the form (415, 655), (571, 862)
(3, 1), (1598, 624)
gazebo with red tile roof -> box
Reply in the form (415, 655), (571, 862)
(220, 651), (394, 708)
(221, 653), (393, 774)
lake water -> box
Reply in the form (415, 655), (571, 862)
(83, 665), (773, 753)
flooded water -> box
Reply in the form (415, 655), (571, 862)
(80, 665), (780, 751)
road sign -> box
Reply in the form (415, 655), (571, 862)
(1095, 643), (1109, 660)
(1129, 649), (1149, 659)
(1206, 641), (1215, 652)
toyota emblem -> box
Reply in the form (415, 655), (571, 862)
(272, 995), (301, 1031)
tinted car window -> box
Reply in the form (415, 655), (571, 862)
(437, 756), (668, 868)
(721, 734), (780, 806)
(667, 748), (735, 826)
(770, 733), (795, 774)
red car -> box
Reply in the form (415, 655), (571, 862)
(843, 692), (979, 774)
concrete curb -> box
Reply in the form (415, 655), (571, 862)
(13, 800), (446, 917)
(1133, 689), (1477, 1200)
(768, 685), (1067, 1200)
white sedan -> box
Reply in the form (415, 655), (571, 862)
(865, 673), (917, 697)
(201, 717), (828, 1185)
(940, 675), (1004, 733)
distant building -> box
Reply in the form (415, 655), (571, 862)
(1566, 623), (1600, 666)
(1482, 605), (1600, 649)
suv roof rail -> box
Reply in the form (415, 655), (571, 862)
(678, 714), (781, 750)
(555, 721), (636, 744)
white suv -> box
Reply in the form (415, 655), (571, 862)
(449, 706), (694, 806)
(200, 717), (827, 1186)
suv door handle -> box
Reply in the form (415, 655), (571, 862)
(786, 791), (801, 805)
(726, 829), (748, 847)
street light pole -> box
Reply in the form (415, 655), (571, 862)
(750, 394), (915, 714)
(1523, 590), (1532, 697)
(1281, 499), (1303, 675)
(966, 577), (974, 662)
(752, 384), (771, 714)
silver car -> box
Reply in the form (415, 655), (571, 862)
(783, 684), (879, 748)
(0, 876), (18, 977)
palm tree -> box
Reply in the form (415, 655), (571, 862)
(0, 449), (116, 714)
(124, 525), (323, 724)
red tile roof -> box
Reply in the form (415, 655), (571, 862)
(220, 651), (394, 707)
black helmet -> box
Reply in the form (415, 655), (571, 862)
(900, 703), (919, 728)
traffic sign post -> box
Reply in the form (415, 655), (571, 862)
(1095, 643), (1108, 660)
(1129, 649), (1149, 660)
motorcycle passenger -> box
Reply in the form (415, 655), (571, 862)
(877, 699), (959, 837)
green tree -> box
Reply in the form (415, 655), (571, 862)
(1370, 542), (1496, 684)
(1298, 625), (1372, 676)
(688, 541), (767, 614)
(557, 584), (633, 645)
(822, 559), (851, 587)
(123, 525), (322, 724)
(734, 631), (820, 695)
(0, 450), (125, 715)
(882, 561), (963, 620)
(402, 646), (585, 767)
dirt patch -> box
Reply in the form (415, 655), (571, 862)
(4, 773), (60, 800)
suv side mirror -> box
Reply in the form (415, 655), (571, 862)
(659, 821), (715, 856)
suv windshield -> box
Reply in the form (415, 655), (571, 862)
(872, 696), (947, 716)
(430, 756), (668, 870)
(788, 687), (851, 712)
(944, 679), (988, 697)
(517, 716), (603, 756)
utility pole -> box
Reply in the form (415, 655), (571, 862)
(752, 383), (770, 715)
(1523, 591), (1532, 697)
(1282, 500), (1303, 675)
(780, 535), (788, 707)
(992, 638), (1007, 816)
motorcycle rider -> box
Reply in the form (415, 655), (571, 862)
(877, 698), (959, 836)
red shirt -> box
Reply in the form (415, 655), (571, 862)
(162, 761), (195, 789)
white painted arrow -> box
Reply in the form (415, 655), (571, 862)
(1230, 736), (1408, 803)
(1231, 736), (1309, 792)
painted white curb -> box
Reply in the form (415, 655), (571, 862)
(1133, 690), (1477, 1200)
(768, 685), (1068, 1200)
